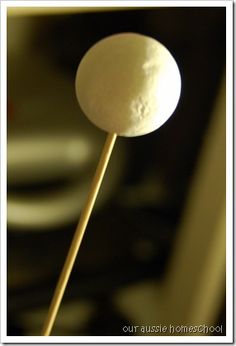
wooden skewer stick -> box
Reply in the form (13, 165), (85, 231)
(41, 132), (117, 336)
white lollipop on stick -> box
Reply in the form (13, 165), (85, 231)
(42, 32), (181, 336)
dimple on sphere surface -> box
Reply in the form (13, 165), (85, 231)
(75, 33), (181, 137)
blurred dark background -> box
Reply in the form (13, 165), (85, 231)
(7, 7), (226, 336)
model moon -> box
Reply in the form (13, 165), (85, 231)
(75, 32), (181, 137)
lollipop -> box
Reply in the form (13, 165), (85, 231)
(42, 32), (181, 336)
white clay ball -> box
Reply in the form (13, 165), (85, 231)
(75, 33), (181, 137)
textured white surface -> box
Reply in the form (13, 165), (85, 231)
(75, 33), (181, 137)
